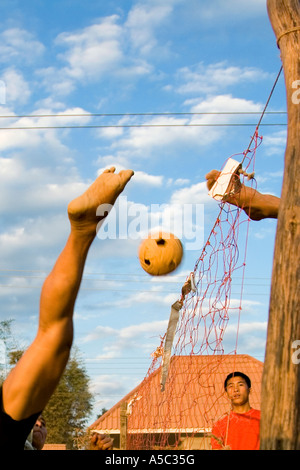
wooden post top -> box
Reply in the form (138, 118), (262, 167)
(267, 0), (300, 48)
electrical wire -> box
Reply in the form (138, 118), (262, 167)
(0, 123), (287, 130)
(0, 111), (287, 119)
(0, 107), (287, 130)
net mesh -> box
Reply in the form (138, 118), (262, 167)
(125, 132), (262, 450)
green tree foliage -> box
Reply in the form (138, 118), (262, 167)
(8, 350), (24, 365)
(0, 320), (94, 449)
(0, 320), (14, 345)
(0, 320), (94, 450)
(0, 320), (15, 383)
(0, 320), (28, 383)
(43, 350), (93, 450)
(98, 407), (108, 419)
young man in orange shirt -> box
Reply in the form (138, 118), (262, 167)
(211, 372), (261, 450)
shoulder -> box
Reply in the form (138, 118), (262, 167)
(249, 408), (261, 418)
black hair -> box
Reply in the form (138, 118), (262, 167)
(224, 371), (251, 390)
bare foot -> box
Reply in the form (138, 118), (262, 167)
(68, 167), (134, 235)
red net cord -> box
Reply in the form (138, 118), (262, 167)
(126, 132), (262, 450)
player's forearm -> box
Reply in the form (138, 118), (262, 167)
(2, 229), (96, 420)
(235, 187), (279, 220)
(38, 229), (94, 333)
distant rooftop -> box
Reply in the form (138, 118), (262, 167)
(90, 354), (263, 434)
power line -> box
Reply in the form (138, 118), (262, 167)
(0, 269), (272, 295)
(0, 111), (287, 119)
(0, 123), (287, 130)
(0, 107), (287, 129)
(0, 268), (274, 280)
(0, 269), (272, 282)
(0, 286), (271, 297)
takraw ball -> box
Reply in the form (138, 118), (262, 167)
(138, 231), (183, 276)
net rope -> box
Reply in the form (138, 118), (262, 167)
(126, 133), (261, 450)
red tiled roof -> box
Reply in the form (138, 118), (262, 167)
(42, 444), (66, 450)
(90, 354), (263, 433)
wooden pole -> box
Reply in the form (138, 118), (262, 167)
(261, 0), (300, 450)
(120, 402), (128, 450)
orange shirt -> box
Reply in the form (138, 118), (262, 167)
(211, 408), (261, 450)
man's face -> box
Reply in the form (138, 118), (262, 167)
(32, 416), (47, 450)
(225, 376), (250, 407)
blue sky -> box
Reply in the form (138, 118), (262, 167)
(0, 0), (286, 420)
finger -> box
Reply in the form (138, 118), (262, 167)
(205, 170), (220, 180)
(90, 433), (97, 444)
(102, 438), (113, 449)
(205, 170), (220, 190)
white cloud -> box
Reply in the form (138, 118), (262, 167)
(81, 320), (168, 364)
(83, 325), (116, 342)
(35, 66), (77, 97)
(89, 373), (142, 413)
(97, 127), (124, 140)
(106, 115), (217, 157)
(131, 170), (163, 186)
(182, 0), (266, 24)
(170, 181), (211, 205)
(190, 94), (261, 113)
(106, 290), (178, 310)
(0, 154), (89, 222)
(95, 94), (264, 162)
(0, 28), (45, 64)
(56, 16), (123, 80)
(173, 178), (190, 186)
(96, 163), (163, 187)
(173, 62), (270, 95)
(0, 213), (68, 249)
(227, 321), (268, 355)
(0, 106), (92, 152)
(1, 68), (31, 105)
(90, 374), (130, 396)
(119, 320), (167, 340)
(125, 3), (173, 56)
(116, 116), (189, 150)
(36, 14), (155, 96)
(263, 130), (287, 156)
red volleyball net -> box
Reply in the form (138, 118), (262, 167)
(125, 132), (263, 450)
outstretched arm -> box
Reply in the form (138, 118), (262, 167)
(2, 167), (134, 421)
(206, 170), (279, 221)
